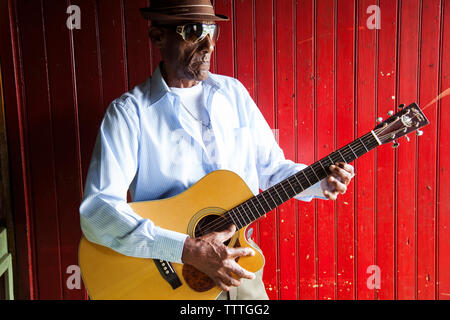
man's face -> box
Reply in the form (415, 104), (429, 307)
(156, 21), (216, 82)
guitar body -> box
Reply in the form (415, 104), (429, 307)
(78, 170), (265, 300)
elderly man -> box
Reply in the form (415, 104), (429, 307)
(79, 0), (354, 300)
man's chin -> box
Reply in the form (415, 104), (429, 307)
(191, 69), (210, 82)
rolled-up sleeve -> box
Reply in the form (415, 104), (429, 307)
(79, 101), (188, 263)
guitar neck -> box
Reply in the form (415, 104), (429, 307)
(225, 131), (381, 230)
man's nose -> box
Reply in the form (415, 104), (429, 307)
(198, 34), (215, 54)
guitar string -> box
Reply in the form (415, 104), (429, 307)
(196, 134), (380, 235)
(195, 130), (384, 235)
(196, 139), (375, 236)
(195, 132), (380, 236)
(218, 110), (427, 233)
(195, 114), (423, 236)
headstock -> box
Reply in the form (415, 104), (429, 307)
(373, 102), (429, 147)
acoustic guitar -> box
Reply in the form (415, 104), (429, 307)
(79, 102), (429, 300)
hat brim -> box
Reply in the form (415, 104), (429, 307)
(139, 8), (229, 22)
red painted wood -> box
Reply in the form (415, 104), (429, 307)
(396, 0), (420, 300)
(438, 0), (450, 301)
(16, 0), (63, 299)
(375, 0), (398, 300)
(1, 0), (449, 300)
(315, 0), (336, 300)
(0, 0), (34, 300)
(214, 0), (234, 77)
(355, 0), (377, 300)
(42, 0), (85, 300)
(124, 0), (153, 90)
(97, 0), (128, 109)
(417, 0), (441, 300)
(71, 0), (106, 181)
(254, 0), (278, 300)
(336, 0), (356, 300)
(296, 0), (317, 300)
(275, 0), (297, 300)
(232, 0), (260, 283)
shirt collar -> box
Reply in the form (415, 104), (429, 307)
(149, 63), (221, 107)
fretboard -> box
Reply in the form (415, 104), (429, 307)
(224, 131), (380, 230)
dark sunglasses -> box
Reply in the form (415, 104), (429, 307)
(159, 23), (220, 44)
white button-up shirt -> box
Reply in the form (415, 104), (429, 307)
(79, 66), (325, 263)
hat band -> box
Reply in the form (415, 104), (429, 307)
(152, 5), (214, 11)
(151, 4), (215, 16)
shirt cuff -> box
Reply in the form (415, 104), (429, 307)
(294, 179), (327, 202)
(152, 227), (189, 264)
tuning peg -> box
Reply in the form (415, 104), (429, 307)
(377, 117), (383, 123)
(387, 110), (394, 116)
(405, 135), (410, 142)
(399, 104), (405, 109)
(392, 141), (400, 148)
(416, 129), (423, 136)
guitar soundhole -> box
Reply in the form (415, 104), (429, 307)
(183, 214), (239, 292)
(194, 214), (231, 245)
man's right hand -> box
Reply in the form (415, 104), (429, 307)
(181, 224), (256, 292)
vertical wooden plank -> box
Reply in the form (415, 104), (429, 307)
(275, 0), (297, 300)
(214, 0), (234, 77)
(375, 0), (398, 300)
(71, 0), (105, 181)
(254, 0), (278, 300)
(356, 0), (377, 300)
(42, 0), (85, 300)
(296, 0), (317, 300)
(315, 0), (336, 300)
(16, 0), (63, 299)
(97, 0), (128, 108)
(417, 0), (441, 300)
(0, 0), (34, 299)
(396, 0), (420, 300)
(438, 0), (450, 301)
(336, 0), (356, 300)
(234, 0), (254, 96)
(124, 0), (153, 89)
(233, 0), (268, 297)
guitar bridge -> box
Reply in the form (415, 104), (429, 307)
(154, 259), (182, 290)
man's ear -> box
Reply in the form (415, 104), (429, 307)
(149, 26), (165, 49)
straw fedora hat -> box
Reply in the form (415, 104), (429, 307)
(140, 0), (229, 22)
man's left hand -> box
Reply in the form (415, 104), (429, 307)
(320, 162), (355, 200)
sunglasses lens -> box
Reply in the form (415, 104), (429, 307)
(182, 24), (218, 43)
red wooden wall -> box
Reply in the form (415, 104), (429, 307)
(0, 0), (449, 300)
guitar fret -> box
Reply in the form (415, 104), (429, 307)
(309, 166), (321, 181)
(260, 192), (272, 211)
(266, 189), (278, 207)
(337, 149), (347, 163)
(328, 155), (334, 166)
(236, 205), (250, 227)
(318, 160), (328, 174)
(279, 181), (291, 198)
(358, 138), (369, 152)
(287, 178), (300, 194)
(313, 162), (328, 179)
(301, 170), (312, 185)
(253, 196), (265, 215)
(347, 144), (358, 159)
(272, 186), (284, 203)
(244, 201), (258, 221)
(227, 209), (239, 227)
